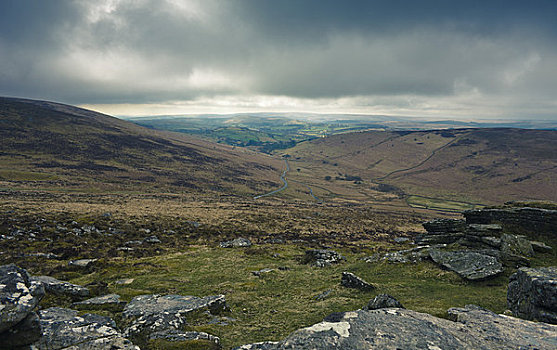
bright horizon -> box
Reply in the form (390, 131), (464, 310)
(2, 1), (557, 121)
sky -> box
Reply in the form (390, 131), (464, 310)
(1, 0), (557, 120)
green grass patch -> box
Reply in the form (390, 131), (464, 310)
(68, 244), (516, 349)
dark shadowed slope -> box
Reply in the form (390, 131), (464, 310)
(0, 97), (283, 194)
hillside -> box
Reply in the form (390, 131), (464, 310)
(281, 128), (557, 209)
(0, 97), (283, 195)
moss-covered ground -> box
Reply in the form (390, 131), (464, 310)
(1, 194), (556, 349)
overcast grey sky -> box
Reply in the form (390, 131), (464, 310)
(1, 0), (557, 119)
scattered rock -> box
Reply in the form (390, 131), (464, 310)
(365, 294), (404, 310)
(31, 275), (90, 299)
(68, 258), (97, 268)
(313, 290), (332, 301)
(122, 294), (226, 345)
(150, 329), (220, 345)
(143, 235), (161, 244)
(340, 272), (375, 291)
(363, 245), (437, 264)
(531, 240), (553, 253)
(115, 278), (135, 285)
(236, 306), (557, 349)
(393, 237), (410, 244)
(234, 341), (280, 350)
(303, 249), (344, 267)
(507, 266), (557, 324)
(33, 307), (139, 350)
(252, 268), (274, 277)
(0, 264), (44, 343)
(429, 249), (503, 280)
(72, 294), (126, 311)
(220, 237), (252, 248)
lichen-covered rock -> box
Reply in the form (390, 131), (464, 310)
(31, 275), (90, 299)
(234, 341), (280, 350)
(464, 207), (557, 236)
(33, 307), (139, 350)
(429, 249), (503, 280)
(122, 294), (226, 344)
(303, 249), (344, 267)
(507, 266), (557, 324)
(0, 264), (44, 333)
(150, 329), (220, 345)
(414, 233), (464, 245)
(422, 218), (467, 233)
(500, 234), (534, 267)
(235, 307), (557, 349)
(340, 272), (375, 291)
(143, 235), (161, 244)
(72, 293), (126, 311)
(466, 223), (503, 236)
(364, 294), (404, 310)
(364, 245), (435, 264)
(220, 237), (252, 248)
(68, 258), (97, 268)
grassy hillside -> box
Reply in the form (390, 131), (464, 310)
(0, 97), (283, 195)
(280, 128), (557, 209)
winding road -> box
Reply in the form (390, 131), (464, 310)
(254, 159), (290, 199)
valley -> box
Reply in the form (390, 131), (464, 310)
(1, 97), (557, 349)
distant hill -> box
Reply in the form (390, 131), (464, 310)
(0, 97), (283, 194)
(282, 128), (557, 209)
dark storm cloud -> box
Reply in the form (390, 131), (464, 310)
(1, 0), (556, 118)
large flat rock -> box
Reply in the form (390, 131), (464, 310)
(33, 307), (139, 350)
(429, 249), (503, 280)
(122, 294), (226, 344)
(235, 306), (557, 349)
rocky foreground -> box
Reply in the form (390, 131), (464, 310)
(1, 262), (556, 349)
(1, 204), (556, 349)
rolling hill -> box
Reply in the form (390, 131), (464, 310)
(0, 97), (283, 195)
(281, 128), (557, 209)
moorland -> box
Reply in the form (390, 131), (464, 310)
(1, 97), (556, 349)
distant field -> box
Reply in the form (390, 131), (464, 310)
(405, 195), (480, 212)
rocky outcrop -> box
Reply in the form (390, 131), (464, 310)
(340, 272), (375, 291)
(220, 237), (252, 248)
(500, 234), (534, 267)
(235, 306), (557, 349)
(122, 294), (226, 347)
(0, 264), (44, 347)
(33, 307), (139, 350)
(464, 206), (557, 235)
(429, 249), (503, 280)
(507, 267), (557, 324)
(31, 275), (90, 299)
(303, 249), (344, 267)
(364, 294), (404, 310)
